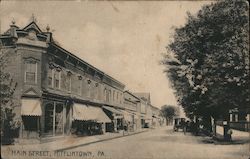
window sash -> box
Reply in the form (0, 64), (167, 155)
(24, 61), (37, 84)
(54, 71), (60, 89)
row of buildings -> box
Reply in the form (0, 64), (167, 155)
(0, 18), (163, 143)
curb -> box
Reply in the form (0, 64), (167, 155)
(55, 130), (149, 151)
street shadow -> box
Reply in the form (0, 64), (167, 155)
(227, 149), (250, 158)
(200, 136), (250, 145)
(144, 134), (201, 144)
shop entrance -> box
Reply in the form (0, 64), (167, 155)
(44, 101), (65, 136)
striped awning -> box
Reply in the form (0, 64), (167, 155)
(73, 103), (111, 123)
(21, 98), (42, 116)
(103, 106), (123, 115)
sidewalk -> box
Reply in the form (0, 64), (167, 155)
(1, 129), (149, 152)
(214, 125), (250, 144)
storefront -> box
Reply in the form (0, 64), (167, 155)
(102, 106), (124, 132)
(21, 98), (42, 139)
(41, 99), (71, 137)
(141, 114), (146, 128)
(120, 110), (134, 132)
(72, 103), (111, 135)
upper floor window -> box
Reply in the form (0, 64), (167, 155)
(112, 90), (115, 101)
(120, 93), (123, 104)
(77, 76), (82, 95)
(87, 79), (91, 97)
(54, 70), (60, 89)
(105, 89), (110, 102)
(71, 74), (82, 95)
(48, 68), (53, 87)
(61, 70), (71, 92)
(24, 61), (37, 84)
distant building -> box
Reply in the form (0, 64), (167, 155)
(228, 108), (250, 132)
(123, 91), (141, 131)
(150, 105), (162, 127)
(134, 93), (152, 128)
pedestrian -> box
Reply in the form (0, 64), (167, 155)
(123, 122), (128, 136)
(227, 128), (233, 142)
(183, 121), (187, 135)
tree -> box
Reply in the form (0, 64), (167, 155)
(162, 0), (249, 130)
(0, 48), (19, 144)
(161, 105), (179, 125)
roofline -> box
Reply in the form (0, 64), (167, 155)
(51, 43), (125, 88)
(124, 90), (141, 101)
(149, 104), (160, 110)
(22, 21), (43, 33)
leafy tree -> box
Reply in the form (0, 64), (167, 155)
(161, 105), (179, 125)
(162, 0), (249, 130)
(0, 48), (19, 144)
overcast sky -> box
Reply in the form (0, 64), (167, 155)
(0, 1), (211, 108)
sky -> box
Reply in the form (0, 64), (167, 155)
(0, 0), (211, 108)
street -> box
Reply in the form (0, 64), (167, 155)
(63, 126), (249, 159)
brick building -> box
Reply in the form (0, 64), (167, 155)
(134, 93), (151, 128)
(0, 19), (130, 142)
(123, 91), (141, 131)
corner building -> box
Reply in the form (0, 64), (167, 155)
(0, 20), (126, 142)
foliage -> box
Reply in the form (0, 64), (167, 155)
(0, 48), (19, 143)
(161, 105), (179, 120)
(162, 0), (249, 123)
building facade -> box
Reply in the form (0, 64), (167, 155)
(1, 20), (126, 142)
(123, 91), (141, 131)
(134, 93), (152, 128)
(1, 18), (164, 143)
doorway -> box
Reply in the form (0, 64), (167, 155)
(44, 101), (65, 136)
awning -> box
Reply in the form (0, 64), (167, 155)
(73, 103), (111, 123)
(124, 114), (133, 122)
(21, 99), (42, 116)
(120, 110), (133, 122)
(127, 110), (140, 119)
(103, 106), (123, 115)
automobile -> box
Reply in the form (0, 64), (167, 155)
(173, 117), (186, 131)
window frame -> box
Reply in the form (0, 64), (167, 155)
(53, 70), (61, 90)
(48, 68), (54, 88)
(24, 60), (38, 84)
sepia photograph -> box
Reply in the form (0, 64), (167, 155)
(0, 0), (249, 159)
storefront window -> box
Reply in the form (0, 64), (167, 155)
(22, 116), (39, 131)
(55, 103), (64, 135)
(44, 101), (65, 136)
(44, 102), (54, 135)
